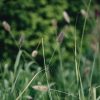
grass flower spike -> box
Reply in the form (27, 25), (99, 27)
(2, 21), (11, 32)
(32, 50), (38, 57)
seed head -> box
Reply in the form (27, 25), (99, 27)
(2, 21), (11, 32)
(80, 9), (88, 18)
(57, 32), (64, 44)
(32, 50), (38, 57)
(26, 95), (33, 100)
(19, 33), (25, 48)
(83, 67), (90, 78)
(63, 11), (70, 23)
(32, 85), (48, 92)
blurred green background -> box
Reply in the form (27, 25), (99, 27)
(0, 0), (100, 100)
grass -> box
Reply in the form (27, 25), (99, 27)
(0, 0), (100, 100)
(42, 38), (52, 100)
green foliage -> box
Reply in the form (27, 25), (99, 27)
(0, 0), (83, 62)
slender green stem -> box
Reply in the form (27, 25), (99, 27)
(77, 0), (92, 99)
(42, 38), (52, 100)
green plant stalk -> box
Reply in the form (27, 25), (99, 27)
(42, 38), (52, 100)
(50, 88), (76, 98)
(92, 87), (96, 100)
(74, 15), (84, 100)
(88, 43), (98, 100)
(74, 16), (79, 84)
(78, 0), (92, 68)
(77, 0), (92, 99)
(57, 42), (66, 91)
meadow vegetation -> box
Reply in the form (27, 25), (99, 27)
(0, 0), (100, 100)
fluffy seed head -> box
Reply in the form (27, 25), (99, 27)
(63, 11), (70, 23)
(32, 50), (38, 57)
(2, 21), (11, 32)
(80, 9), (88, 18)
(32, 85), (48, 92)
